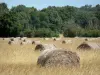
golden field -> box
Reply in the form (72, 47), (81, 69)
(0, 37), (100, 75)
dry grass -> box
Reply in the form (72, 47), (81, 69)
(0, 38), (100, 75)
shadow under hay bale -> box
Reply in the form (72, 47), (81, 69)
(37, 50), (80, 67)
(35, 44), (56, 51)
(77, 42), (100, 50)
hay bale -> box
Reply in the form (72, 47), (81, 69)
(35, 44), (56, 51)
(23, 39), (26, 42)
(37, 49), (80, 67)
(85, 38), (88, 41)
(10, 37), (14, 41)
(32, 41), (40, 45)
(62, 40), (67, 44)
(62, 40), (72, 44)
(8, 41), (12, 45)
(53, 38), (61, 41)
(77, 42), (100, 50)
(20, 42), (26, 45)
(8, 40), (19, 45)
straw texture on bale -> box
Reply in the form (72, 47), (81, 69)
(77, 42), (100, 50)
(37, 49), (80, 67)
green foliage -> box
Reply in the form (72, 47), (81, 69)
(63, 29), (76, 37)
(0, 3), (100, 37)
(34, 28), (59, 37)
(23, 29), (34, 37)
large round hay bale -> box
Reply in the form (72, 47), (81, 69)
(37, 49), (80, 67)
(35, 44), (56, 51)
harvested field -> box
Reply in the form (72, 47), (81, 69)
(0, 37), (100, 75)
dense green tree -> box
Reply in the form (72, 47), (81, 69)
(0, 3), (100, 37)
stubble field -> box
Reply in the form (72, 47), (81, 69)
(0, 37), (100, 75)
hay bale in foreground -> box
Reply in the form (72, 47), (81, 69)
(35, 44), (56, 51)
(37, 49), (80, 67)
(77, 42), (100, 50)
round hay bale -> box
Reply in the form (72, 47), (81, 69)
(20, 42), (23, 45)
(8, 41), (12, 45)
(23, 39), (26, 42)
(35, 44), (56, 51)
(35, 44), (45, 51)
(10, 38), (14, 41)
(20, 42), (27, 45)
(53, 38), (56, 41)
(32, 41), (35, 44)
(32, 41), (40, 45)
(53, 38), (61, 41)
(85, 38), (88, 41)
(62, 40), (66, 44)
(37, 49), (80, 67)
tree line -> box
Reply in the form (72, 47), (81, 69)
(0, 3), (100, 37)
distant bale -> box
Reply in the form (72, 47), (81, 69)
(53, 38), (56, 41)
(37, 49), (80, 67)
(20, 42), (26, 45)
(8, 41), (12, 45)
(8, 40), (19, 45)
(32, 41), (40, 45)
(10, 37), (14, 41)
(35, 44), (56, 51)
(77, 42), (100, 50)
(20, 37), (27, 41)
(62, 40), (72, 44)
(23, 39), (26, 42)
(53, 38), (61, 41)
(62, 40), (67, 44)
(85, 38), (88, 41)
